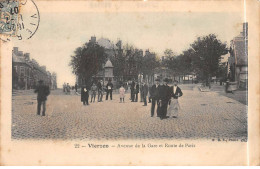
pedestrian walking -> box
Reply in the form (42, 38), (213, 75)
(106, 79), (113, 100)
(34, 80), (50, 116)
(90, 83), (97, 103)
(158, 78), (171, 120)
(63, 82), (66, 92)
(130, 80), (135, 102)
(75, 83), (78, 92)
(167, 80), (183, 118)
(81, 85), (89, 105)
(148, 83), (152, 103)
(150, 78), (161, 117)
(141, 81), (149, 106)
(135, 82), (139, 102)
(66, 83), (71, 94)
(97, 80), (104, 102)
(119, 85), (126, 103)
(140, 83), (144, 102)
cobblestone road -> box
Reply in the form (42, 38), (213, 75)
(12, 85), (247, 140)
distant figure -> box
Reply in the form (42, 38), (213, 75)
(63, 82), (66, 92)
(167, 80), (183, 118)
(90, 83), (97, 103)
(141, 81), (149, 106)
(140, 83), (144, 102)
(130, 80), (135, 102)
(158, 78), (171, 120)
(150, 79), (161, 117)
(75, 83), (78, 92)
(135, 82), (139, 102)
(97, 80), (104, 102)
(34, 80), (50, 116)
(125, 82), (128, 92)
(119, 85), (126, 103)
(81, 85), (89, 105)
(66, 83), (71, 94)
(148, 83), (152, 103)
(106, 79), (113, 100)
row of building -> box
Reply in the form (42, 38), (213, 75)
(12, 47), (57, 90)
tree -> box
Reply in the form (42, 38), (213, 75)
(111, 45), (125, 82)
(190, 34), (228, 88)
(69, 41), (107, 87)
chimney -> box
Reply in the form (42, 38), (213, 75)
(18, 51), (23, 56)
(13, 47), (18, 55)
(90, 36), (96, 43)
(24, 53), (30, 60)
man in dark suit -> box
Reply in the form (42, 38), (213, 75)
(97, 80), (104, 102)
(140, 83), (144, 102)
(150, 78), (161, 117)
(34, 80), (50, 116)
(81, 85), (89, 105)
(130, 80), (135, 102)
(106, 79), (113, 100)
(158, 78), (171, 120)
(135, 82), (139, 102)
(141, 81), (149, 106)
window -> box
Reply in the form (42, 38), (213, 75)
(14, 66), (17, 73)
(20, 66), (25, 77)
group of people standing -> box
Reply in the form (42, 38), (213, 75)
(63, 83), (71, 94)
(150, 78), (183, 120)
(81, 78), (183, 120)
(34, 78), (183, 120)
(81, 79), (114, 105)
(130, 81), (149, 106)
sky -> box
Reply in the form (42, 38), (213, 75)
(13, 3), (244, 88)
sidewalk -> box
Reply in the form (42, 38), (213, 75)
(206, 83), (248, 105)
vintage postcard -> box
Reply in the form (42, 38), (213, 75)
(0, 0), (259, 166)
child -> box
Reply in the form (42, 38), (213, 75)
(119, 85), (126, 103)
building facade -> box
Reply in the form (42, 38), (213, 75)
(228, 22), (248, 89)
(12, 47), (57, 90)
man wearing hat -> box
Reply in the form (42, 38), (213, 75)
(97, 80), (104, 102)
(158, 78), (171, 120)
(135, 81), (139, 102)
(81, 84), (89, 105)
(130, 80), (135, 102)
(150, 78), (161, 117)
(106, 79), (113, 100)
(141, 81), (149, 106)
(34, 80), (50, 116)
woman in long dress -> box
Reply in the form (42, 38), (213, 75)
(167, 80), (183, 118)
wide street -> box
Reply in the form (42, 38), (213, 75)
(12, 84), (247, 140)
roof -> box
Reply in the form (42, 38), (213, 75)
(104, 59), (113, 68)
(12, 53), (31, 67)
(97, 38), (116, 49)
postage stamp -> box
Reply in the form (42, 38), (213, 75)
(0, 0), (40, 42)
(0, 0), (19, 36)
